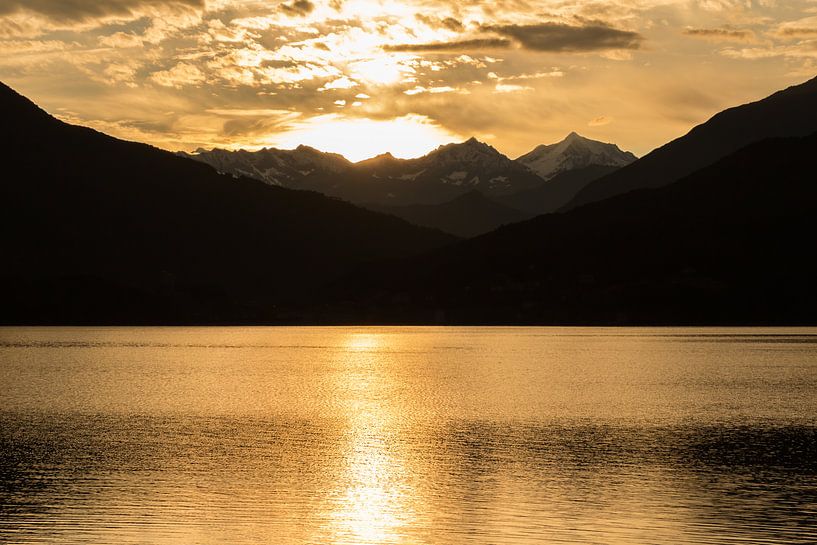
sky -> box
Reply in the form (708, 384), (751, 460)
(1, 1), (816, 161)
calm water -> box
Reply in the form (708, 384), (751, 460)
(1, 327), (816, 545)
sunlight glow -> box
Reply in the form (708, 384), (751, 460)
(349, 55), (418, 86)
(268, 113), (462, 162)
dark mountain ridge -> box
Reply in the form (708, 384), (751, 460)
(0, 82), (455, 324)
(311, 132), (817, 324)
(565, 75), (817, 210)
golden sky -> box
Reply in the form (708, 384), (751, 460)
(1, 0), (816, 161)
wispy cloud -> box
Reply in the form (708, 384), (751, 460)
(683, 27), (756, 42)
(0, 0), (204, 22)
(384, 38), (512, 52)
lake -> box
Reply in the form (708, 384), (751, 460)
(1, 327), (816, 544)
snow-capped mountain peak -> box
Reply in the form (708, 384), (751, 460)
(178, 145), (351, 185)
(424, 138), (507, 167)
(517, 133), (637, 180)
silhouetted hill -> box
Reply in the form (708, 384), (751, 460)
(369, 190), (527, 238)
(565, 75), (817, 210)
(0, 82), (455, 324)
(314, 133), (817, 324)
(498, 164), (619, 216)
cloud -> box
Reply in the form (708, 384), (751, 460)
(404, 85), (459, 95)
(102, 63), (138, 86)
(494, 83), (532, 93)
(6, 0), (814, 163)
(487, 23), (643, 52)
(488, 69), (565, 81)
(414, 14), (463, 32)
(0, 0), (204, 22)
(318, 76), (358, 90)
(281, 0), (315, 17)
(683, 27), (756, 42)
(779, 27), (817, 37)
(384, 38), (512, 52)
(720, 42), (817, 60)
(99, 31), (144, 48)
(206, 108), (295, 117)
(776, 17), (817, 38)
(588, 115), (612, 127)
(149, 62), (205, 88)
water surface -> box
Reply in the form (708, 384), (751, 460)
(1, 327), (816, 544)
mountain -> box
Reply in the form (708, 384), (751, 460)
(565, 75), (817, 210)
(370, 190), (528, 238)
(498, 164), (620, 216)
(186, 137), (548, 206)
(312, 132), (817, 324)
(353, 138), (547, 204)
(0, 81), (455, 324)
(177, 145), (352, 187)
(516, 132), (636, 180)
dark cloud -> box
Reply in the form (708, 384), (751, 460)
(683, 28), (754, 41)
(0, 0), (203, 21)
(778, 27), (817, 37)
(486, 23), (643, 52)
(281, 0), (314, 16)
(384, 38), (511, 52)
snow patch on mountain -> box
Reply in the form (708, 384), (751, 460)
(517, 132), (637, 180)
(178, 145), (351, 187)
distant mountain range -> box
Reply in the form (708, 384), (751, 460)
(181, 132), (637, 236)
(181, 137), (540, 205)
(3, 75), (817, 324)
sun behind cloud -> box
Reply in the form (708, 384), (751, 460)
(268, 113), (463, 162)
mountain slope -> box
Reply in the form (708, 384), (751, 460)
(498, 164), (620, 216)
(315, 132), (817, 324)
(565, 75), (817, 210)
(0, 82), (455, 324)
(369, 190), (527, 238)
(516, 133), (636, 180)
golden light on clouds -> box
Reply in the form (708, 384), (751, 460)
(0, 0), (815, 159)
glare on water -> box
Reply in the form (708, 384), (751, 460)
(1, 327), (816, 545)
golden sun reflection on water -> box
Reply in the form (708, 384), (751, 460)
(2, 328), (817, 545)
(321, 331), (416, 545)
(346, 332), (383, 352)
